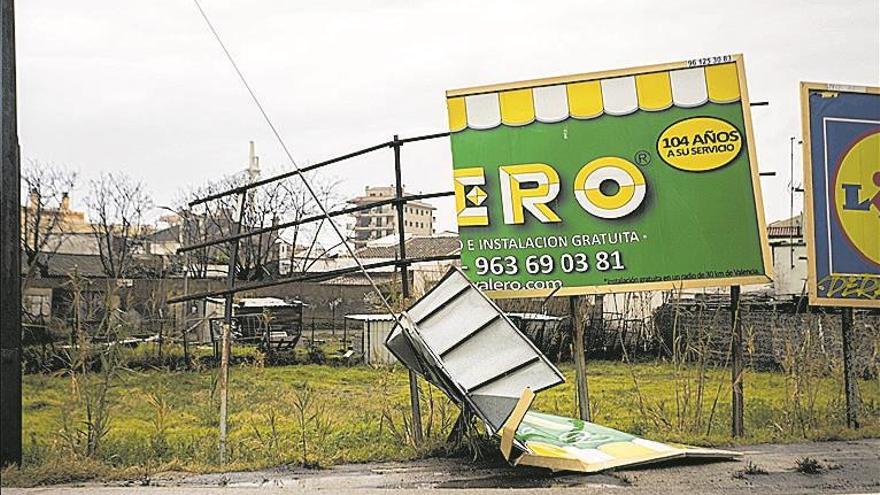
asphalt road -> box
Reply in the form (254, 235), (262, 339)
(4, 439), (879, 494)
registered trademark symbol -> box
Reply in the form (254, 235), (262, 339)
(634, 150), (651, 166)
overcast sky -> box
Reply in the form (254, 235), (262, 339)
(17, 0), (880, 232)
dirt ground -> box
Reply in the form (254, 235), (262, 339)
(5, 439), (879, 494)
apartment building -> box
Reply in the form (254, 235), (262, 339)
(349, 185), (435, 248)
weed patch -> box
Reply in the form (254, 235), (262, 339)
(5, 360), (879, 487)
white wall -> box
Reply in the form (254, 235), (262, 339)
(771, 242), (808, 296)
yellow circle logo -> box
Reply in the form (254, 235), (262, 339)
(657, 117), (742, 172)
(573, 157), (646, 219)
(833, 130), (880, 266)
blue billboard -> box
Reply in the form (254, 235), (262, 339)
(801, 83), (879, 307)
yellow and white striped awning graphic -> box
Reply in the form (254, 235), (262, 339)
(447, 63), (741, 132)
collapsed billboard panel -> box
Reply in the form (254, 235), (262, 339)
(388, 271), (739, 473)
(800, 82), (880, 308)
(446, 54), (772, 298)
(500, 389), (739, 473)
(385, 268), (564, 435)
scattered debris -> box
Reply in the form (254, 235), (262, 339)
(794, 457), (824, 474)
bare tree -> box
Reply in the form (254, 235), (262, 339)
(277, 172), (341, 274)
(179, 169), (340, 282)
(87, 172), (153, 279)
(20, 159), (78, 285)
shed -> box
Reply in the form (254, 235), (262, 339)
(234, 297), (304, 350)
(345, 313), (398, 365)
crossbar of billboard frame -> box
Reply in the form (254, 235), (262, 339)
(172, 130), (459, 308)
(179, 190), (453, 254)
(187, 132), (452, 208)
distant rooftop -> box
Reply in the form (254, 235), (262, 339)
(354, 233), (460, 259)
(767, 215), (802, 238)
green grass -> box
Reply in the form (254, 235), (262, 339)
(3, 358), (878, 487)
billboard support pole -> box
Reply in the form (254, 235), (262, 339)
(219, 191), (245, 464)
(182, 210), (191, 369)
(218, 322), (231, 464)
(730, 285), (744, 437)
(841, 307), (859, 429)
(393, 134), (423, 445)
(570, 295), (591, 422)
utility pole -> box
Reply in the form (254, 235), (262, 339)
(0, 0), (21, 467)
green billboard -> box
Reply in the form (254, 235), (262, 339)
(446, 55), (772, 298)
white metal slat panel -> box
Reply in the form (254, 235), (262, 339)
(406, 271), (470, 323)
(417, 290), (497, 353)
(440, 318), (537, 389)
(470, 360), (563, 399)
(385, 267), (565, 435)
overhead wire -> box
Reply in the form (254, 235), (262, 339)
(191, 0), (403, 319)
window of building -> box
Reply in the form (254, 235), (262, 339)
(279, 259), (292, 276)
(25, 293), (51, 318)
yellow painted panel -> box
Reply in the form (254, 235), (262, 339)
(635, 72), (672, 111)
(566, 81), (603, 118)
(597, 441), (658, 459)
(705, 63), (740, 103)
(499, 89), (535, 126)
(447, 97), (467, 132)
(527, 441), (576, 459)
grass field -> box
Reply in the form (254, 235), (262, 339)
(4, 355), (879, 487)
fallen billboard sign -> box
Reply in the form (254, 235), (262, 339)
(800, 82), (880, 308)
(446, 54), (772, 298)
(387, 268), (739, 472)
(385, 267), (564, 435)
(500, 389), (738, 473)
